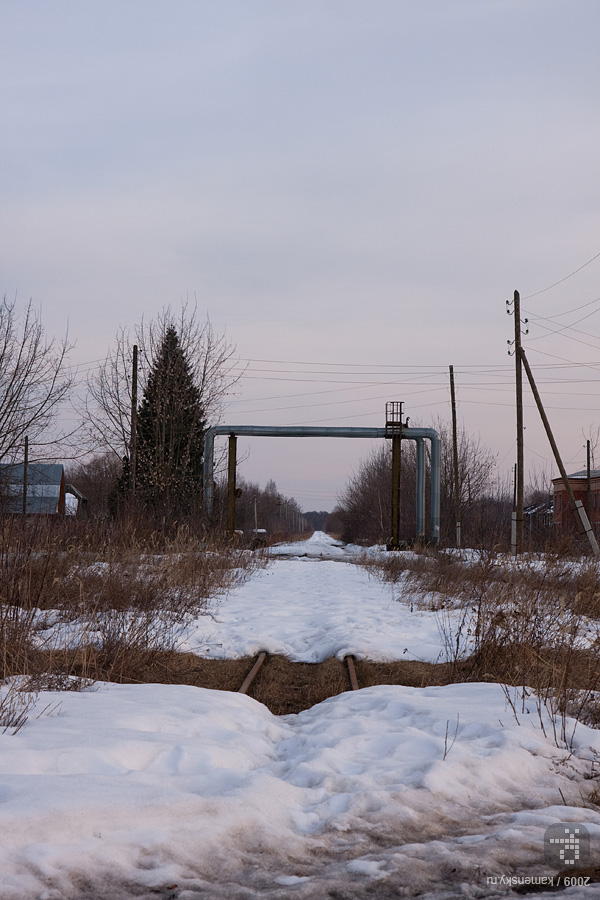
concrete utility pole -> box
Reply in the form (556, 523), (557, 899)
(449, 365), (461, 548)
(519, 347), (600, 557)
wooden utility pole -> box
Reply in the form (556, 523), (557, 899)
(587, 440), (592, 517)
(391, 433), (402, 548)
(513, 290), (525, 554)
(519, 347), (600, 557)
(130, 344), (138, 495)
(227, 433), (237, 536)
(22, 435), (28, 515)
(385, 402), (403, 549)
(449, 365), (461, 548)
(511, 463), (517, 554)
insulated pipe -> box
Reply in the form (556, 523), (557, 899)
(415, 438), (426, 540)
(203, 426), (388, 523)
(202, 424), (441, 544)
(429, 430), (441, 544)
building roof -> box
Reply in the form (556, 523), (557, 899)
(552, 469), (600, 484)
(0, 463), (65, 514)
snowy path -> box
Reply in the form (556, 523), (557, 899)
(1, 534), (600, 898)
(183, 534), (452, 662)
(1, 680), (600, 899)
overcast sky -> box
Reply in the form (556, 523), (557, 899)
(1, 0), (599, 510)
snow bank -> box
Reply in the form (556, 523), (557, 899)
(1, 681), (599, 898)
(267, 530), (362, 560)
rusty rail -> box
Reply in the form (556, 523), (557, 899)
(346, 655), (359, 691)
(238, 651), (360, 698)
(238, 652), (267, 695)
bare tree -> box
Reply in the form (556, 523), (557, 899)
(337, 420), (501, 547)
(212, 476), (309, 537)
(582, 424), (600, 470)
(86, 304), (242, 461)
(0, 297), (73, 462)
(66, 450), (122, 515)
(337, 445), (395, 544)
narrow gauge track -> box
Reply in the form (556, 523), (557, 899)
(238, 651), (360, 704)
(229, 654), (461, 715)
(130, 653), (458, 715)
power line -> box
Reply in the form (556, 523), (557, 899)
(457, 398), (598, 412)
(522, 250), (600, 300)
(526, 321), (600, 353)
(525, 344), (600, 372)
(69, 352), (600, 378)
(226, 382), (600, 417)
(226, 381), (396, 404)
(227, 385), (451, 416)
(526, 301), (600, 343)
(524, 443), (554, 463)
(238, 357), (472, 369)
(525, 294), (600, 320)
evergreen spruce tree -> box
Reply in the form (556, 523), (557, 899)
(134, 326), (206, 510)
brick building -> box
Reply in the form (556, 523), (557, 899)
(552, 469), (600, 536)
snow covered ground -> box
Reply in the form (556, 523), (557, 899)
(1, 533), (600, 899)
(182, 533), (453, 663)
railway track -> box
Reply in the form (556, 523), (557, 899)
(228, 653), (460, 715)
(145, 652), (455, 715)
(238, 651), (360, 699)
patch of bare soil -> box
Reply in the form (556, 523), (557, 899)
(354, 658), (459, 689)
(36, 648), (600, 717)
(45, 651), (463, 714)
(246, 655), (351, 715)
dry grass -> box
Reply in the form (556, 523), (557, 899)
(4, 515), (600, 736)
(0, 515), (265, 723)
(361, 546), (600, 745)
(101, 653), (512, 715)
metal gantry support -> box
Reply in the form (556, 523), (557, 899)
(385, 402), (404, 550)
(203, 421), (441, 545)
(226, 433), (237, 535)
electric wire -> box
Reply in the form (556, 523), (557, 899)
(525, 344), (600, 373)
(525, 321), (600, 353)
(525, 294), (600, 320)
(525, 302), (600, 344)
(522, 250), (600, 300)
(526, 301), (600, 332)
(68, 344), (600, 427)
